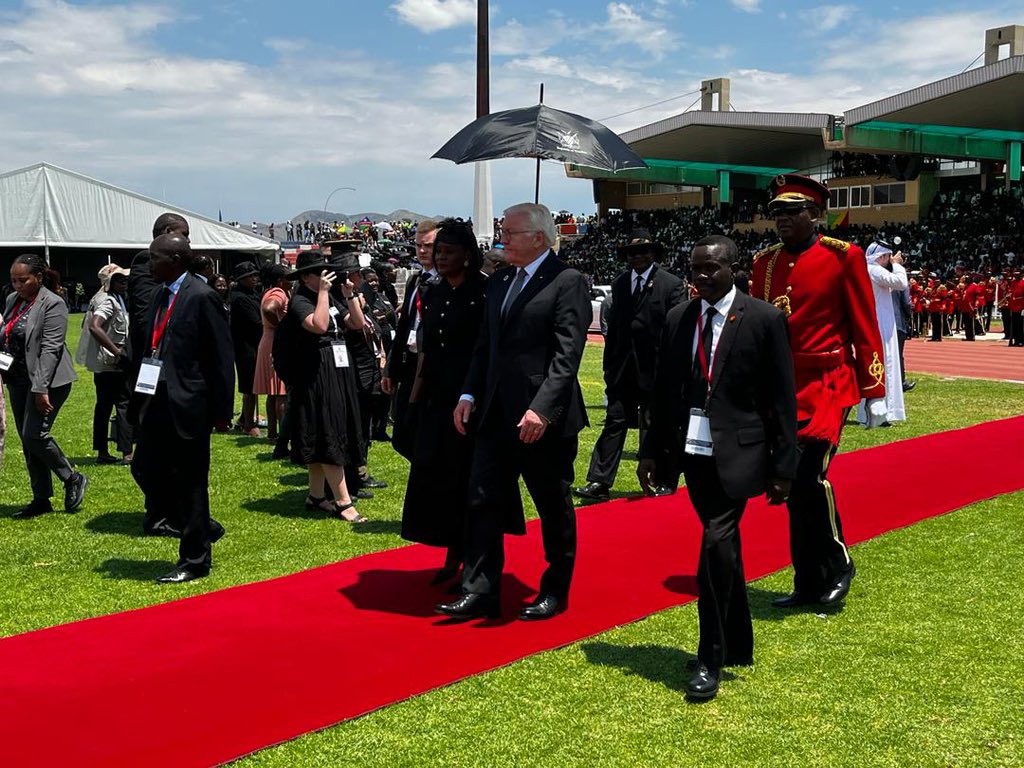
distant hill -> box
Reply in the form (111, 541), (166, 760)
(287, 209), (438, 226)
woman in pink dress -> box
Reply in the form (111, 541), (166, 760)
(253, 264), (291, 440)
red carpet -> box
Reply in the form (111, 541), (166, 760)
(2, 416), (1024, 767)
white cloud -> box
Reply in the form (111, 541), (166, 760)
(809, 5), (855, 32)
(391, 0), (475, 33)
(730, 0), (762, 13)
(603, 2), (677, 58)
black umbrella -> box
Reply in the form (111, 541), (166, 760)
(433, 90), (646, 203)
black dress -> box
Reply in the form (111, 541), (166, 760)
(230, 287), (262, 395)
(287, 287), (365, 467)
(401, 272), (486, 547)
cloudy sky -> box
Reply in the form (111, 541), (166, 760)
(0, 0), (1017, 222)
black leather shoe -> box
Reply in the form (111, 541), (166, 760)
(12, 499), (53, 519)
(772, 591), (818, 608)
(64, 472), (88, 512)
(518, 594), (566, 621)
(355, 489), (374, 500)
(820, 565), (856, 606)
(574, 482), (610, 501)
(210, 520), (226, 544)
(685, 662), (720, 701)
(155, 566), (208, 584)
(902, 380), (917, 392)
(435, 593), (501, 619)
(652, 485), (676, 497)
(362, 476), (388, 489)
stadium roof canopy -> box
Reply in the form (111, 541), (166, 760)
(0, 162), (277, 253)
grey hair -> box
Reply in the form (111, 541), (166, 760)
(504, 202), (557, 248)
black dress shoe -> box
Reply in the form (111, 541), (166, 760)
(12, 499), (53, 519)
(155, 566), (208, 584)
(685, 662), (720, 701)
(518, 594), (566, 621)
(435, 593), (501, 619)
(355, 489), (374, 500)
(820, 565), (856, 606)
(652, 485), (676, 497)
(64, 472), (88, 512)
(902, 380), (917, 392)
(574, 482), (610, 501)
(772, 591), (818, 608)
(362, 476), (388, 489)
(210, 520), (226, 544)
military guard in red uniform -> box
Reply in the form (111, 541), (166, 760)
(750, 174), (886, 608)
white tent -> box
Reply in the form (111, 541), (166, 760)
(0, 162), (276, 254)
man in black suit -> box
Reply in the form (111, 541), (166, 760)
(131, 234), (235, 583)
(126, 213), (190, 537)
(638, 236), (797, 700)
(437, 203), (591, 621)
(381, 219), (437, 458)
(576, 229), (685, 501)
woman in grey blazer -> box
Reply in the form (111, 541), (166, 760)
(2, 254), (88, 518)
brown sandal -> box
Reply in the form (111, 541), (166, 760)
(335, 502), (368, 524)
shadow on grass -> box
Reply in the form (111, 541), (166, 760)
(241, 492), (325, 520)
(95, 558), (177, 581)
(583, 642), (730, 691)
(747, 587), (846, 621)
(277, 473), (308, 487)
(351, 519), (402, 535)
(339, 568), (535, 626)
(0, 504), (27, 519)
(254, 451), (291, 464)
(85, 511), (148, 538)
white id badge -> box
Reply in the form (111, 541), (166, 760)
(406, 328), (418, 352)
(135, 358), (163, 395)
(0, 352), (13, 371)
(684, 408), (714, 456)
(332, 342), (350, 368)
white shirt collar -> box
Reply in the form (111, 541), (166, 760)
(633, 263), (655, 285)
(519, 249), (551, 279)
(166, 271), (188, 296)
(700, 285), (737, 318)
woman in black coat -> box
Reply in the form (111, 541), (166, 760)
(400, 219), (486, 583)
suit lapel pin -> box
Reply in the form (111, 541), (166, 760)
(646, 280), (654, 290)
(503, 274), (510, 282)
(728, 314), (736, 322)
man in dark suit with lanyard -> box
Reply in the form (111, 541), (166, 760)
(639, 236), (797, 700)
(131, 233), (235, 583)
(577, 229), (685, 501)
(381, 219), (437, 458)
(437, 202), (591, 621)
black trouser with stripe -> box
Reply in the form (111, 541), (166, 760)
(785, 437), (852, 598)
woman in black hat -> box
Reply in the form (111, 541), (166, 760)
(285, 250), (368, 523)
(400, 219), (486, 583)
(230, 260), (263, 436)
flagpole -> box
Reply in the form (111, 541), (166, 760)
(535, 82), (544, 204)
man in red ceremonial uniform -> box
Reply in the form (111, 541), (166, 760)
(750, 174), (886, 608)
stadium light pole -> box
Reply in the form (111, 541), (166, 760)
(473, 0), (494, 246)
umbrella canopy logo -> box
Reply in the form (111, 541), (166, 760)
(557, 131), (581, 152)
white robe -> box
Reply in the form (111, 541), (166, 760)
(857, 258), (907, 424)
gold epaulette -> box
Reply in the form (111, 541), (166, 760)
(819, 236), (851, 253)
(752, 243), (783, 263)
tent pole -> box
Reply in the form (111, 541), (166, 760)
(535, 83), (544, 204)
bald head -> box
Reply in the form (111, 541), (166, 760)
(149, 233), (192, 283)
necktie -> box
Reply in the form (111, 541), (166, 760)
(502, 268), (527, 319)
(689, 306), (717, 409)
(633, 273), (643, 300)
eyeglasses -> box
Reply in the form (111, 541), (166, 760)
(501, 229), (539, 241)
(770, 204), (813, 217)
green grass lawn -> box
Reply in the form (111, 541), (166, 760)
(2, 323), (1023, 766)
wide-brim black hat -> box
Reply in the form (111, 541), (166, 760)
(328, 252), (361, 273)
(232, 261), (259, 281)
(287, 250), (330, 280)
(618, 229), (664, 257)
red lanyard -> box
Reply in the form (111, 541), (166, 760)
(696, 309), (714, 389)
(3, 297), (36, 342)
(151, 292), (179, 353)
(414, 287), (422, 319)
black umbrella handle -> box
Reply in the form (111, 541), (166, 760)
(535, 83), (544, 203)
